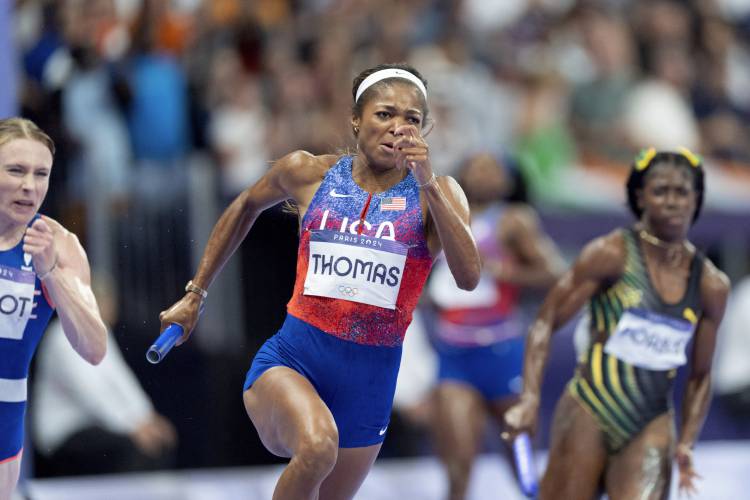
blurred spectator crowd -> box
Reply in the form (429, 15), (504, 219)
(10, 0), (750, 214)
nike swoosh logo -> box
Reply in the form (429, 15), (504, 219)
(329, 189), (354, 198)
(379, 427), (388, 436)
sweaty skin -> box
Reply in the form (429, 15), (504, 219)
(160, 78), (481, 500)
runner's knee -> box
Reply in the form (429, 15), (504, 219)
(294, 423), (339, 477)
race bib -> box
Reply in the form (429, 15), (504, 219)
(0, 264), (37, 340)
(604, 308), (694, 370)
(303, 230), (407, 309)
(428, 256), (498, 309)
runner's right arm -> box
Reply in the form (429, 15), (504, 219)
(504, 231), (624, 435)
(159, 152), (332, 341)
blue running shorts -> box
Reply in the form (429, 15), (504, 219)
(436, 336), (524, 401)
(244, 314), (402, 448)
(0, 401), (24, 461)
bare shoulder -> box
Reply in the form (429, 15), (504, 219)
(575, 228), (626, 279)
(435, 175), (468, 208)
(435, 174), (460, 192)
(582, 228), (625, 259)
(700, 257), (731, 314)
(274, 151), (338, 184)
(269, 151), (339, 207)
(422, 174), (470, 228)
(421, 174), (467, 208)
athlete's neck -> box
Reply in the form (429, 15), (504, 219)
(637, 224), (690, 268)
(0, 222), (27, 251)
(637, 220), (687, 246)
(352, 156), (407, 193)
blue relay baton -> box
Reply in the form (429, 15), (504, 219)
(513, 432), (539, 498)
(146, 324), (184, 364)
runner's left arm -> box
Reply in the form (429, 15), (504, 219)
(490, 204), (565, 288)
(393, 124), (480, 290)
(675, 261), (730, 495)
(25, 217), (107, 364)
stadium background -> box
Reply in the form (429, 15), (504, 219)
(2, 1), (749, 498)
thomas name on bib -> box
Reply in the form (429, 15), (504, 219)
(304, 230), (407, 309)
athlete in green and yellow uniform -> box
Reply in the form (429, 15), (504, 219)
(570, 226), (704, 453)
(504, 149), (730, 499)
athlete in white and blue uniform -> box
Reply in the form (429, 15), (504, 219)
(159, 64), (482, 499)
(0, 215), (55, 462)
(0, 118), (107, 500)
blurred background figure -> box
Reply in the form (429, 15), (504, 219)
(31, 272), (177, 477)
(505, 150), (730, 500)
(715, 268), (750, 420)
(0, 2), (18, 118)
(205, 46), (270, 201)
(395, 152), (564, 500)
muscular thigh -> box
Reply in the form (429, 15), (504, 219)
(432, 382), (488, 453)
(244, 366), (337, 458)
(605, 412), (674, 500)
(540, 389), (608, 500)
(244, 315), (401, 449)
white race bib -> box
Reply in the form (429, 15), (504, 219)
(0, 264), (37, 340)
(303, 230), (407, 309)
(428, 256), (498, 309)
(604, 308), (694, 370)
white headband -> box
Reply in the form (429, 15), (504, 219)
(355, 68), (427, 103)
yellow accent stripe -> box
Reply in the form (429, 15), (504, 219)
(591, 344), (638, 433)
(576, 377), (630, 441)
(608, 287), (622, 308)
(683, 307), (698, 325)
(593, 300), (605, 332)
(607, 354), (640, 422)
(568, 382), (625, 450)
(624, 363), (648, 409)
(568, 384), (625, 449)
(603, 297), (620, 334)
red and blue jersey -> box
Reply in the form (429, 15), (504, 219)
(287, 156), (433, 347)
(428, 203), (521, 346)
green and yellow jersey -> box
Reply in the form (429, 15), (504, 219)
(570, 227), (704, 452)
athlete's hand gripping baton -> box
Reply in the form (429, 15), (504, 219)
(146, 324), (183, 364)
(513, 432), (539, 498)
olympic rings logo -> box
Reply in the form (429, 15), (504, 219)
(338, 285), (358, 297)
